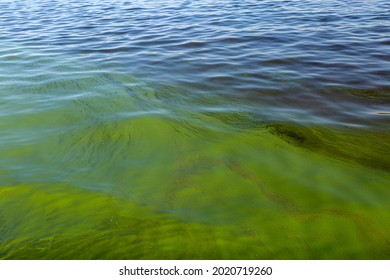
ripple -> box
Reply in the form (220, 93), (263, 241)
(1, 0), (390, 260)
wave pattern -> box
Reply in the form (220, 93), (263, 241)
(1, 0), (389, 127)
(0, 0), (389, 259)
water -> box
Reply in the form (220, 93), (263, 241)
(0, 0), (389, 259)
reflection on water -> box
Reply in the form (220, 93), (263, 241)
(0, 0), (389, 259)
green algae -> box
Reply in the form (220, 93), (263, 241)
(1, 55), (390, 259)
(1, 116), (389, 259)
(0, 162), (389, 260)
(266, 122), (390, 172)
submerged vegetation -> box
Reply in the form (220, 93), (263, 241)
(1, 79), (389, 259)
(1, 0), (389, 260)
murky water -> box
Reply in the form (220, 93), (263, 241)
(0, 0), (389, 259)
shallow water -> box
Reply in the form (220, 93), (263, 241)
(0, 0), (389, 259)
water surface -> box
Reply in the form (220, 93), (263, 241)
(0, 0), (389, 259)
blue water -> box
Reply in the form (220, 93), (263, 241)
(0, 0), (389, 259)
(1, 0), (389, 127)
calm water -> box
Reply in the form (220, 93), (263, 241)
(0, 0), (389, 259)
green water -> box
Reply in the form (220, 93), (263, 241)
(1, 0), (390, 259)
(1, 61), (389, 259)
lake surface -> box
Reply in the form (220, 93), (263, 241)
(0, 0), (389, 259)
